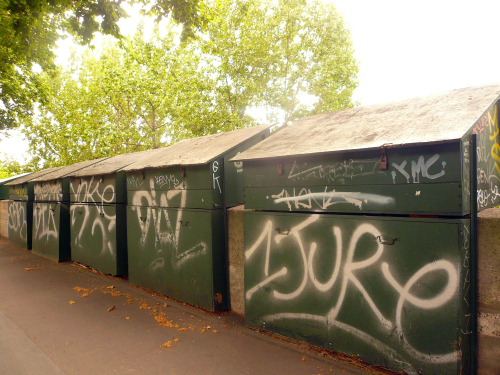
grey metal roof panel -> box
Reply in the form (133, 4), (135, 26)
(67, 149), (163, 177)
(32, 158), (110, 182)
(122, 123), (273, 172)
(4, 167), (64, 186)
(0, 173), (30, 185)
(231, 83), (500, 162)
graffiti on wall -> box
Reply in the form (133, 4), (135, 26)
(475, 104), (500, 208)
(8, 201), (28, 241)
(245, 214), (465, 373)
(34, 181), (62, 201)
(391, 154), (446, 184)
(32, 204), (58, 245)
(71, 204), (116, 258)
(269, 187), (395, 211)
(71, 177), (116, 204)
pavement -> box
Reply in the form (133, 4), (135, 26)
(0, 237), (382, 375)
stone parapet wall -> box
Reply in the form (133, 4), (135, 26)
(0, 200), (8, 239)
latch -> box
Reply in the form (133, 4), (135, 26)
(181, 167), (186, 178)
(379, 146), (388, 170)
(278, 163), (283, 175)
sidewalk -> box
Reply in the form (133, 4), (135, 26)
(0, 237), (379, 375)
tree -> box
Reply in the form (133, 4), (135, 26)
(0, 0), (208, 133)
(199, 0), (358, 125)
(13, 0), (358, 170)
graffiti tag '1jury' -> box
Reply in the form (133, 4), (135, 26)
(245, 216), (464, 373)
(288, 159), (383, 183)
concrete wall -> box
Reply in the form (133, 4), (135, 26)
(227, 205), (247, 315)
(478, 208), (500, 375)
(0, 200), (8, 239)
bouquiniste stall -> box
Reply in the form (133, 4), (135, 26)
(65, 150), (161, 276)
(230, 84), (500, 374)
(30, 159), (107, 262)
(5, 168), (62, 249)
(123, 124), (271, 312)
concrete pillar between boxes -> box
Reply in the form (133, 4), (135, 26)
(227, 205), (251, 316)
(0, 200), (8, 239)
(478, 208), (500, 375)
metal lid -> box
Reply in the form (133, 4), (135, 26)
(4, 167), (64, 186)
(32, 158), (109, 182)
(231, 83), (500, 162)
(122, 123), (273, 172)
(66, 149), (163, 177)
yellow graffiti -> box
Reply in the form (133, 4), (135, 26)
(489, 105), (500, 175)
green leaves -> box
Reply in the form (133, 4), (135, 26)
(15, 0), (358, 170)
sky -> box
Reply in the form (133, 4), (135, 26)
(2, 0), (500, 162)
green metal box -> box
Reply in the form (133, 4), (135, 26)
(66, 152), (152, 275)
(123, 124), (272, 311)
(7, 200), (32, 248)
(0, 174), (30, 200)
(127, 206), (225, 310)
(244, 211), (471, 375)
(32, 202), (71, 262)
(6, 167), (62, 249)
(31, 158), (108, 261)
(231, 85), (500, 375)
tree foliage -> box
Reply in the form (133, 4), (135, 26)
(8, 0), (358, 171)
(0, 0), (208, 132)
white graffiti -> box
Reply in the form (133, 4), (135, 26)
(71, 204), (116, 257)
(213, 161), (222, 193)
(70, 177), (116, 204)
(288, 158), (383, 183)
(33, 204), (58, 244)
(270, 187), (395, 211)
(7, 201), (28, 240)
(391, 154), (446, 184)
(127, 176), (144, 189)
(154, 174), (182, 189)
(245, 217), (460, 369)
(130, 184), (207, 269)
(34, 181), (62, 201)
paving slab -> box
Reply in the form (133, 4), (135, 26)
(0, 237), (380, 375)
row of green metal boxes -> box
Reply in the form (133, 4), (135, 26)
(230, 85), (500, 375)
(7, 124), (271, 312)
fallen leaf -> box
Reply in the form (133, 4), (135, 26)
(302, 356), (306, 361)
(111, 291), (122, 297)
(207, 326), (211, 329)
(81, 292), (89, 298)
(69, 300), (75, 305)
(212, 330), (218, 333)
(107, 306), (116, 312)
(173, 339), (179, 343)
(139, 303), (149, 310)
(162, 341), (173, 348)
(73, 287), (89, 292)
(163, 303), (168, 308)
(126, 317), (129, 320)
(106, 286), (115, 289)
(24, 268), (36, 271)
(200, 329), (206, 333)
(178, 328), (187, 332)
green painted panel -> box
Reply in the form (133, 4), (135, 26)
(32, 202), (70, 262)
(34, 179), (71, 202)
(126, 165), (213, 192)
(70, 173), (125, 204)
(127, 206), (226, 311)
(7, 200), (33, 249)
(70, 204), (127, 276)
(244, 211), (469, 375)
(127, 189), (220, 209)
(472, 101), (500, 210)
(243, 143), (461, 189)
(9, 183), (32, 201)
(244, 182), (463, 215)
(225, 131), (269, 207)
